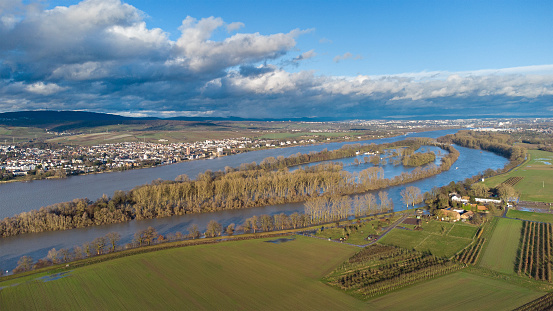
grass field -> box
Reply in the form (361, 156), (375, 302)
(316, 222), (378, 245)
(483, 150), (553, 203)
(47, 128), (257, 145)
(479, 218), (522, 274)
(313, 216), (403, 246)
(378, 221), (477, 258)
(507, 209), (553, 223)
(366, 271), (544, 311)
(0, 236), (367, 310)
(0, 126), (55, 143)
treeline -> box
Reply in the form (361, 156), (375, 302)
(0, 140), (458, 238)
(254, 138), (429, 171)
(304, 192), (393, 223)
(402, 151), (436, 167)
(513, 130), (553, 153)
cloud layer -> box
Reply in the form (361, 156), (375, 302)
(1, 0), (552, 119)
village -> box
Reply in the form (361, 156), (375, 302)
(0, 137), (317, 180)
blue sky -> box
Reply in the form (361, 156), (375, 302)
(134, 0), (553, 75)
(1, 0), (552, 119)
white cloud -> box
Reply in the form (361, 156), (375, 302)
(293, 49), (316, 62)
(226, 21), (244, 32)
(25, 82), (66, 95)
(176, 17), (304, 72)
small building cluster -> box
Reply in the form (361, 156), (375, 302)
(437, 193), (501, 222)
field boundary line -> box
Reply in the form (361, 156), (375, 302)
(446, 223), (456, 236)
(414, 234), (431, 249)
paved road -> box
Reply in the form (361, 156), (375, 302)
(369, 214), (409, 245)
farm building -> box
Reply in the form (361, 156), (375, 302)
(461, 210), (474, 221)
(477, 205), (488, 212)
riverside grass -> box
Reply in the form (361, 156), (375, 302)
(0, 236), (366, 310)
(484, 149), (553, 203)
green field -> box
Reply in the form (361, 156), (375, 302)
(378, 221), (477, 258)
(316, 222), (378, 245)
(479, 218), (522, 274)
(313, 216), (403, 246)
(366, 271), (543, 311)
(448, 223), (479, 238)
(0, 236), (367, 310)
(0, 126), (55, 143)
(507, 209), (553, 223)
(484, 150), (553, 202)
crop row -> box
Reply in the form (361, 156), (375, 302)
(457, 238), (486, 265)
(326, 245), (461, 299)
(503, 176), (524, 187)
(516, 221), (552, 282)
(356, 262), (462, 298)
(347, 244), (402, 264)
(456, 219), (494, 265)
(513, 292), (553, 311)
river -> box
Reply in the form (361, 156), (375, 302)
(0, 129), (456, 218)
(0, 129), (508, 272)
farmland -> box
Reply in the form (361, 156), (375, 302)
(313, 215), (401, 246)
(484, 150), (553, 203)
(0, 236), (365, 310)
(507, 209), (553, 223)
(366, 271), (544, 311)
(516, 221), (553, 281)
(456, 221), (490, 265)
(379, 220), (477, 258)
(325, 245), (463, 299)
(1, 219), (549, 310)
(479, 218), (522, 274)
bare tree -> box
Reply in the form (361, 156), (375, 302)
(225, 223), (235, 236)
(378, 191), (389, 212)
(188, 224), (201, 239)
(364, 193), (377, 216)
(14, 256), (34, 273)
(106, 232), (121, 252)
(92, 237), (106, 255)
(47, 248), (59, 264)
(205, 220), (222, 238)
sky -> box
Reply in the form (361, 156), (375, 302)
(0, 0), (552, 120)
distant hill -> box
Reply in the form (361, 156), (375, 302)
(0, 111), (132, 123)
(0, 111), (339, 127)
